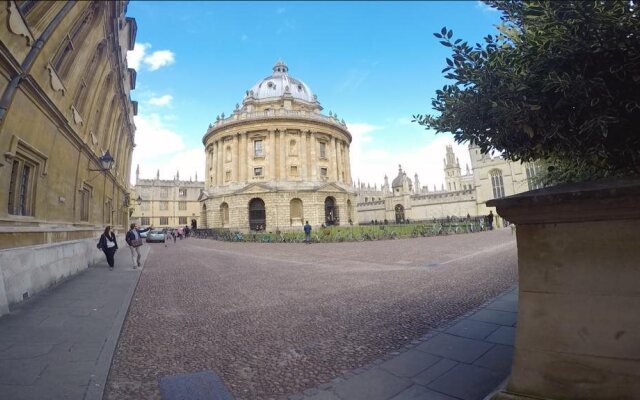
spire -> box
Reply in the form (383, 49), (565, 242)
(272, 60), (288, 75)
(136, 164), (140, 184)
(176, 170), (179, 180)
(156, 169), (159, 180)
(195, 172), (198, 181)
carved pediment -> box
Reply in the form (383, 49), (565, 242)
(197, 190), (210, 202)
(233, 182), (272, 195)
(316, 182), (348, 193)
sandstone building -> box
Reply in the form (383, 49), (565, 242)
(130, 167), (204, 229)
(0, 1), (137, 315)
(199, 61), (357, 231)
(356, 144), (543, 225)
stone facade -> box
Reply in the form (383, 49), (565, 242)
(356, 145), (543, 224)
(130, 167), (204, 229)
(0, 1), (137, 314)
(199, 61), (357, 232)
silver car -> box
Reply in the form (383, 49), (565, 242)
(146, 229), (165, 243)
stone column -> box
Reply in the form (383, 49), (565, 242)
(279, 130), (287, 181)
(487, 180), (640, 400)
(345, 144), (352, 185)
(217, 140), (223, 186)
(239, 132), (247, 182)
(233, 134), (240, 182)
(309, 132), (317, 181)
(330, 136), (338, 181)
(268, 130), (276, 180)
(335, 139), (342, 183)
(300, 132), (308, 180)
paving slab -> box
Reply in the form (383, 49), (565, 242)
(427, 363), (505, 400)
(0, 246), (149, 400)
(332, 368), (412, 400)
(411, 358), (459, 386)
(468, 309), (517, 327)
(445, 319), (501, 340)
(416, 334), (494, 363)
(485, 300), (518, 313)
(390, 384), (459, 400)
(379, 349), (441, 378)
(473, 344), (514, 374)
(486, 326), (516, 346)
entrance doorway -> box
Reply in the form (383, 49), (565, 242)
(324, 197), (339, 226)
(395, 204), (405, 223)
(249, 198), (266, 231)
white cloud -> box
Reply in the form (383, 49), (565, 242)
(348, 123), (472, 191)
(127, 43), (175, 71)
(144, 50), (175, 71)
(127, 42), (149, 70)
(148, 94), (173, 106)
(131, 114), (205, 184)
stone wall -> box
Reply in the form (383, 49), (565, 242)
(0, 237), (104, 315)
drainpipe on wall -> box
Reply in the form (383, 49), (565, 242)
(0, 1), (76, 124)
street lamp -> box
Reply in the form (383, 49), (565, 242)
(136, 196), (142, 206)
(89, 150), (115, 172)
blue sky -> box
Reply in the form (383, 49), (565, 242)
(128, 1), (501, 187)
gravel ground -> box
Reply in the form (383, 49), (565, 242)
(104, 229), (518, 400)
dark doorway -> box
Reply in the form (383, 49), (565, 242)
(395, 204), (405, 223)
(191, 219), (197, 230)
(249, 198), (266, 231)
(324, 197), (339, 226)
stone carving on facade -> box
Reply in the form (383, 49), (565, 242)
(46, 64), (66, 95)
(7, 1), (34, 46)
(71, 106), (84, 125)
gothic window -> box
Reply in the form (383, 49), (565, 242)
(160, 188), (168, 198)
(80, 185), (92, 222)
(51, 3), (99, 80)
(74, 41), (106, 117)
(179, 201), (187, 210)
(254, 139), (264, 157)
(91, 74), (112, 136)
(179, 188), (187, 197)
(7, 156), (37, 216)
(395, 204), (405, 223)
(159, 217), (169, 225)
(140, 217), (150, 225)
(526, 163), (543, 190)
(178, 217), (187, 224)
(490, 169), (505, 199)
(160, 201), (169, 211)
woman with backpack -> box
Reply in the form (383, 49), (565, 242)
(98, 226), (118, 270)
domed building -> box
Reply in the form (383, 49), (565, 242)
(199, 61), (357, 231)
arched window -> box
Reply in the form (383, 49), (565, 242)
(248, 198), (266, 231)
(490, 169), (505, 199)
(290, 198), (303, 225)
(220, 202), (229, 227)
(395, 204), (405, 223)
(73, 40), (106, 118)
(324, 197), (339, 226)
(52, 3), (101, 80)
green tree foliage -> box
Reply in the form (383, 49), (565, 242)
(413, 1), (640, 183)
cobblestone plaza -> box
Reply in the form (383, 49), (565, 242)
(104, 230), (517, 399)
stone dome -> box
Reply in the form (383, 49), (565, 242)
(244, 60), (317, 104)
(392, 165), (413, 189)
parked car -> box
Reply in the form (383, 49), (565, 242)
(146, 229), (165, 243)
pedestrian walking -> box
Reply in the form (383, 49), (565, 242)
(164, 229), (172, 247)
(479, 218), (485, 231)
(125, 223), (150, 269)
(98, 226), (118, 270)
(487, 210), (494, 231)
(172, 229), (176, 243)
(303, 220), (312, 244)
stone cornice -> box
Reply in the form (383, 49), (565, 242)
(487, 178), (640, 224)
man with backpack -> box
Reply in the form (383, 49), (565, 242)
(125, 223), (151, 269)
